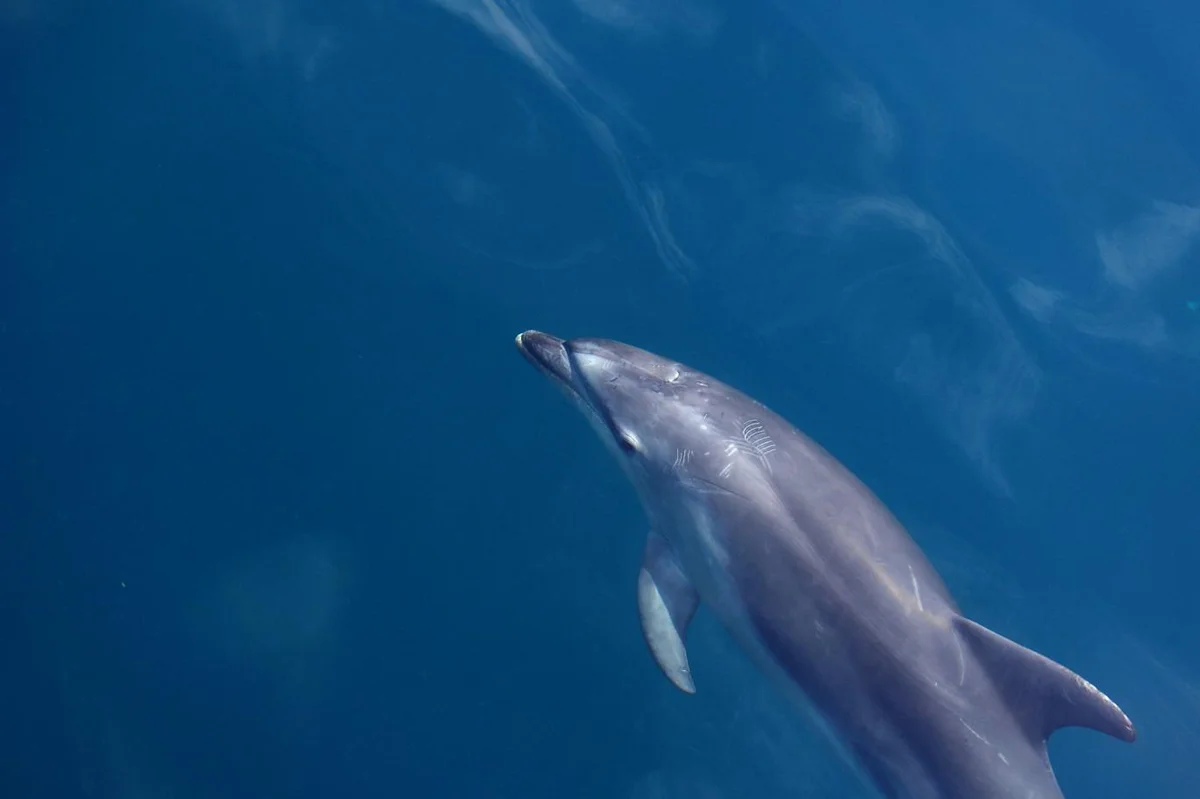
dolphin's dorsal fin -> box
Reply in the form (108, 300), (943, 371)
(952, 616), (1136, 744)
(638, 532), (700, 694)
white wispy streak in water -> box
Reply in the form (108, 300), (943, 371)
(571, 0), (722, 41)
(774, 0), (1200, 367)
(1012, 201), (1200, 360)
(779, 192), (1041, 495)
(428, 0), (697, 281)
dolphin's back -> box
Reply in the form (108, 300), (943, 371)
(701, 392), (1134, 799)
(716, 393), (957, 624)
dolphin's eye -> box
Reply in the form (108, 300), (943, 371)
(617, 429), (642, 455)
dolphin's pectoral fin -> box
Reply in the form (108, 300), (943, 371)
(952, 615), (1136, 744)
(637, 532), (700, 694)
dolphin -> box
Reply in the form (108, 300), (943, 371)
(515, 331), (1135, 799)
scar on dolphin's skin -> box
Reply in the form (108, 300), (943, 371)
(909, 565), (924, 612)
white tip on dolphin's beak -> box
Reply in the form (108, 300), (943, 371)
(515, 330), (573, 388)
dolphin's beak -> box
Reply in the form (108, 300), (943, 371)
(515, 330), (574, 391)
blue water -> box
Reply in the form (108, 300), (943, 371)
(4, 1), (1198, 797)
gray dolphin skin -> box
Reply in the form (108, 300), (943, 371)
(515, 331), (1136, 799)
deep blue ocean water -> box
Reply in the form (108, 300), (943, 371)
(4, 1), (1199, 797)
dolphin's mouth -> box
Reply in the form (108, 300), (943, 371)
(515, 330), (576, 395)
(516, 330), (631, 447)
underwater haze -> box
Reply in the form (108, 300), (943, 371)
(3, 0), (1199, 797)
